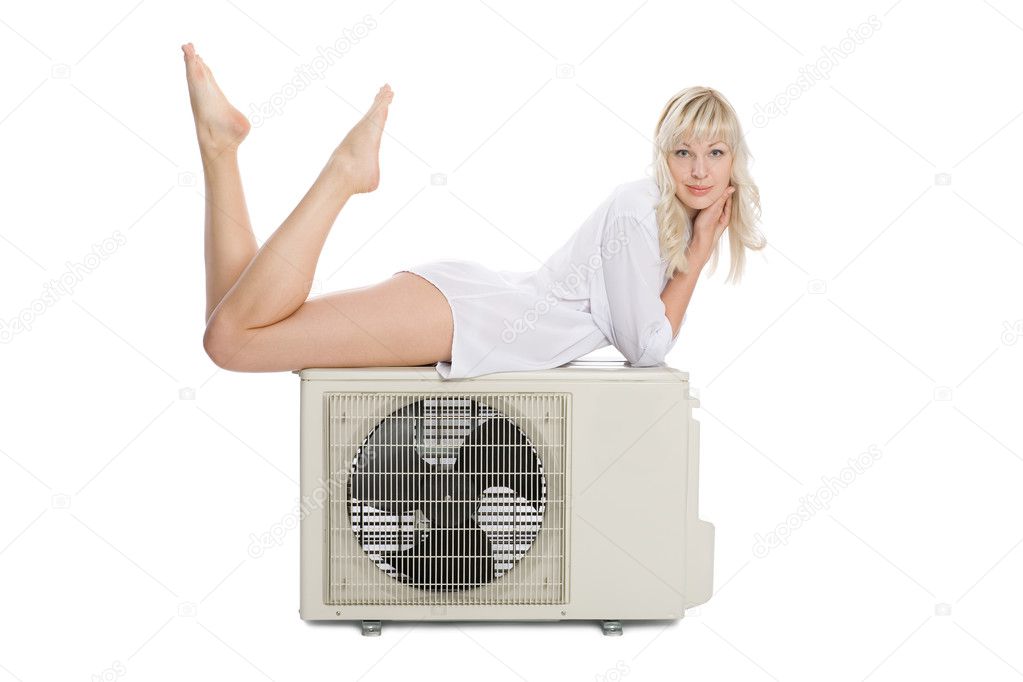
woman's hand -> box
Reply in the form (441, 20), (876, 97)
(688, 185), (735, 266)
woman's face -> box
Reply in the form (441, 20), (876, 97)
(667, 139), (733, 219)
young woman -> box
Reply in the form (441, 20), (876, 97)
(183, 43), (764, 379)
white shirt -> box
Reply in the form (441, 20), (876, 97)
(541, 175), (686, 367)
(399, 175), (686, 379)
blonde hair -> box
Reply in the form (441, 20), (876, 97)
(648, 86), (766, 284)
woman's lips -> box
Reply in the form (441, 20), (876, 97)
(686, 184), (712, 196)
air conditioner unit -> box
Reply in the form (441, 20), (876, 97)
(294, 359), (714, 636)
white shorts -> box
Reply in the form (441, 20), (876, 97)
(395, 259), (608, 380)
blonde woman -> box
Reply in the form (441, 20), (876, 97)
(184, 43), (764, 379)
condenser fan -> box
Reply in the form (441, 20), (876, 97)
(348, 397), (547, 591)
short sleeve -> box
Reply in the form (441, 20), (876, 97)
(600, 212), (677, 366)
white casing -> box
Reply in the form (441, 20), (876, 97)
(295, 359), (714, 622)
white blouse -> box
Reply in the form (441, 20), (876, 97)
(398, 175), (687, 379)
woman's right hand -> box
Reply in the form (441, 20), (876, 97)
(688, 185), (735, 266)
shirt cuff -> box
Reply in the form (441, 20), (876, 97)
(634, 316), (674, 366)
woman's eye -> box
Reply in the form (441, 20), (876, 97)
(676, 149), (725, 157)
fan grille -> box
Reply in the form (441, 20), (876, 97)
(325, 392), (569, 606)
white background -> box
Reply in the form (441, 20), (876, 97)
(2, 0), (1022, 680)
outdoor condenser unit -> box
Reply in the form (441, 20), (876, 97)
(295, 360), (714, 636)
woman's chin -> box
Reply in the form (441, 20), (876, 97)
(680, 194), (715, 213)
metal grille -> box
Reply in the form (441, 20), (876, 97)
(324, 392), (568, 606)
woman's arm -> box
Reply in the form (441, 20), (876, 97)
(661, 255), (705, 338)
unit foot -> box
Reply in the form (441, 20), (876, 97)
(601, 620), (623, 636)
(361, 620), (381, 637)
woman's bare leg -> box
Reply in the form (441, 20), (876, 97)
(181, 43), (256, 324)
(201, 74), (394, 340)
(181, 43), (451, 372)
(201, 272), (454, 372)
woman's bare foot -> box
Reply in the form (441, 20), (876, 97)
(181, 42), (251, 161)
(330, 84), (393, 194)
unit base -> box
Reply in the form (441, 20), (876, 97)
(355, 618), (635, 636)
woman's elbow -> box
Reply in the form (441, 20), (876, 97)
(627, 353), (666, 368)
(624, 342), (669, 367)
(613, 321), (674, 367)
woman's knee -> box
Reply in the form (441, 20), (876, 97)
(203, 318), (246, 370)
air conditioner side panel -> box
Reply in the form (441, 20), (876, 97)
(685, 416), (715, 608)
(567, 380), (692, 620)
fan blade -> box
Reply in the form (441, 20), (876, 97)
(350, 440), (430, 514)
(458, 418), (545, 510)
(379, 524), (495, 591)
